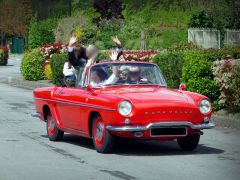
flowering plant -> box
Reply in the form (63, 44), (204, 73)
(122, 50), (159, 62)
(0, 45), (9, 65)
(213, 57), (240, 111)
(40, 43), (67, 63)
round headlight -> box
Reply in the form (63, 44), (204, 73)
(199, 99), (211, 114)
(118, 101), (132, 116)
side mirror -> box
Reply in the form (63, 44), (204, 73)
(179, 83), (186, 91)
(86, 84), (93, 91)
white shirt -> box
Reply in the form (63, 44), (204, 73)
(90, 74), (118, 87)
(63, 62), (76, 76)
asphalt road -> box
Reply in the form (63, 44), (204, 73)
(0, 54), (23, 79)
(0, 83), (240, 180)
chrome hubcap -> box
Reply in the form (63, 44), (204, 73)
(96, 122), (103, 141)
(49, 117), (55, 130)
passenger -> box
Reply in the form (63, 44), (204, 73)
(63, 59), (76, 87)
(85, 45), (99, 67)
(111, 36), (123, 60)
(90, 66), (119, 87)
(128, 66), (141, 82)
(68, 36), (88, 68)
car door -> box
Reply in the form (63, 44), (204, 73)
(53, 87), (89, 132)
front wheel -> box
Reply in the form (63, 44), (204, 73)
(92, 116), (115, 153)
(177, 134), (200, 151)
(46, 113), (64, 141)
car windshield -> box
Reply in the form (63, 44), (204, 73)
(88, 62), (167, 88)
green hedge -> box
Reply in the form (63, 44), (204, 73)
(182, 48), (240, 110)
(21, 49), (45, 81)
(153, 52), (184, 88)
(154, 47), (240, 110)
(28, 18), (57, 50)
(50, 53), (67, 85)
(0, 49), (4, 65)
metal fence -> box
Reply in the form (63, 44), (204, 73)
(224, 29), (240, 47)
(188, 28), (220, 49)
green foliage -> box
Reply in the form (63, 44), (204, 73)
(181, 51), (220, 102)
(21, 49), (45, 81)
(188, 10), (213, 28)
(153, 52), (184, 88)
(96, 19), (124, 49)
(181, 48), (240, 110)
(167, 42), (201, 52)
(213, 59), (240, 112)
(153, 42), (202, 88)
(28, 18), (58, 49)
(0, 49), (4, 65)
(50, 53), (67, 85)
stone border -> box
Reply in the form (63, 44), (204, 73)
(211, 115), (240, 130)
(0, 77), (54, 90)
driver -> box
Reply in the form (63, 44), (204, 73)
(128, 66), (141, 83)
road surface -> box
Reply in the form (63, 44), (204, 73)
(0, 83), (239, 180)
(0, 54), (23, 79)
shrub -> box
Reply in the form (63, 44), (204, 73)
(96, 18), (124, 49)
(97, 51), (109, 61)
(181, 48), (240, 110)
(21, 49), (45, 81)
(44, 63), (52, 80)
(40, 43), (67, 62)
(213, 58), (240, 111)
(0, 45), (9, 65)
(28, 18), (58, 49)
(167, 41), (202, 52)
(50, 53), (67, 85)
(153, 52), (184, 88)
(54, 16), (87, 44)
(188, 10), (213, 28)
(0, 49), (4, 65)
(181, 51), (220, 106)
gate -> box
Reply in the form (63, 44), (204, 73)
(11, 37), (24, 53)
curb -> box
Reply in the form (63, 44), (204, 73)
(212, 115), (240, 130)
(0, 77), (54, 90)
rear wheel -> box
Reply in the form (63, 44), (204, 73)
(46, 113), (64, 141)
(177, 134), (200, 151)
(92, 116), (115, 153)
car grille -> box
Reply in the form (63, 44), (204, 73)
(150, 127), (187, 137)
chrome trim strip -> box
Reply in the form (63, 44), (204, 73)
(106, 122), (215, 132)
(31, 112), (41, 119)
(35, 98), (115, 111)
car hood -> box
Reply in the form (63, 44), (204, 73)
(97, 86), (208, 124)
(98, 86), (196, 106)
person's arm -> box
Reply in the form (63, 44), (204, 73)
(111, 36), (123, 60)
(103, 66), (119, 85)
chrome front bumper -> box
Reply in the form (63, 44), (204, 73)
(106, 122), (215, 132)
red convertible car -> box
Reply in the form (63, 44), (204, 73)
(32, 61), (215, 153)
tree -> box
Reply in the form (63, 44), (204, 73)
(0, 0), (32, 45)
(93, 0), (123, 20)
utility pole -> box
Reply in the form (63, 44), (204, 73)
(140, 31), (146, 50)
(68, 0), (72, 16)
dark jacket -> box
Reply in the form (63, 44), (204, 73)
(68, 48), (88, 68)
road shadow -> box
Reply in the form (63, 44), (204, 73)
(0, 65), (14, 67)
(42, 134), (224, 156)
